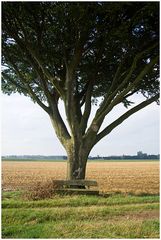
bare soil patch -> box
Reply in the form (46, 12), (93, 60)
(2, 161), (159, 194)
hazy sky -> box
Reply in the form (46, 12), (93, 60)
(1, 93), (160, 156)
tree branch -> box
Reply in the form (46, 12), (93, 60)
(24, 43), (65, 98)
(95, 94), (159, 144)
(85, 54), (158, 140)
(5, 52), (53, 111)
(98, 43), (158, 117)
(64, 40), (85, 132)
(49, 103), (71, 146)
(4, 23), (64, 98)
(2, 68), (51, 114)
(80, 79), (94, 134)
(26, 84), (51, 114)
(96, 55), (159, 122)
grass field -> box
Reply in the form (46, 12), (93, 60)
(2, 160), (160, 238)
(2, 191), (159, 238)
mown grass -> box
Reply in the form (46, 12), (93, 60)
(2, 191), (160, 238)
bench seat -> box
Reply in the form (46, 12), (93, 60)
(52, 179), (99, 195)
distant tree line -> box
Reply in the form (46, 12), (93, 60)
(89, 154), (160, 160)
(2, 153), (160, 160)
(89, 151), (159, 160)
(2, 155), (67, 160)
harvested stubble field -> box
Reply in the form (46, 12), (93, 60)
(2, 161), (159, 194)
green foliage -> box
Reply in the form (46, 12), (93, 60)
(2, 2), (159, 102)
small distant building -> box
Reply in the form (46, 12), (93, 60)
(137, 151), (147, 159)
(137, 151), (143, 157)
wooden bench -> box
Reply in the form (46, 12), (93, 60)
(52, 179), (99, 195)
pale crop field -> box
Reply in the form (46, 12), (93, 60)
(2, 161), (159, 194)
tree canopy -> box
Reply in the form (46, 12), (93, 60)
(2, 2), (159, 179)
(2, 2), (159, 101)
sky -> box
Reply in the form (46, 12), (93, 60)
(1, 92), (160, 157)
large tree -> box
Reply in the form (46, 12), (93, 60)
(2, 2), (159, 180)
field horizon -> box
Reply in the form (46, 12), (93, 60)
(2, 158), (159, 162)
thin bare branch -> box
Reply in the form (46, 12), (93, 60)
(95, 94), (159, 144)
(26, 84), (51, 114)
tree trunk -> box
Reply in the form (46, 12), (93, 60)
(50, 114), (95, 181)
(66, 140), (88, 180)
